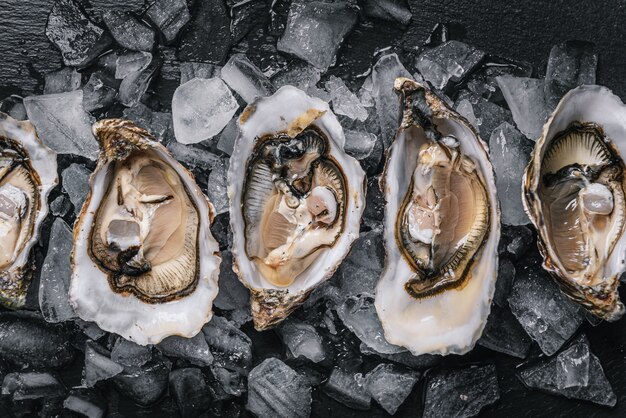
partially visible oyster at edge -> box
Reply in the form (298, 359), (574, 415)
(0, 112), (57, 308)
(228, 86), (366, 330)
(70, 119), (221, 345)
(375, 78), (500, 356)
(523, 85), (626, 321)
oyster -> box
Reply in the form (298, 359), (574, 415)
(70, 119), (220, 345)
(523, 85), (626, 321)
(0, 112), (57, 308)
(228, 86), (365, 330)
(375, 78), (500, 355)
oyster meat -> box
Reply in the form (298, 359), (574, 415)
(523, 85), (626, 321)
(70, 119), (221, 345)
(375, 78), (500, 355)
(0, 112), (57, 308)
(228, 86), (365, 330)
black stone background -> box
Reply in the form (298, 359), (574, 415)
(1, 0), (626, 417)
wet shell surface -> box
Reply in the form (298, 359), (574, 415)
(0, 112), (57, 308)
(228, 86), (366, 330)
(69, 119), (221, 345)
(375, 78), (500, 356)
(523, 85), (626, 321)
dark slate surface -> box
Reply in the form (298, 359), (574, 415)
(1, 1), (626, 417)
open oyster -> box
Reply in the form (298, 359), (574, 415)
(0, 112), (57, 308)
(228, 86), (365, 330)
(70, 119), (220, 345)
(523, 85), (626, 321)
(375, 78), (500, 355)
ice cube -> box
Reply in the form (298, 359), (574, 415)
(2, 372), (66, 401)
(465, 58), (533, 106)
(478, 305), (532, 359)
(279, 319), (326, 363)
(177, 0), (233, 64)
(115, 52), (152, 80)
(277, 1), (357, 71)
(207, 157), (230, 215)
(158, 332), (214, 367)
(493, 257), (516, 307)
(172, 78), (239, 144)
(272, 62), (322, 91)
(50, 195), (71, 217)
(202, 316), (252, 373)
(365, 53), (411, 147)
(123, 103), (174, 144)
(325, 76), (368, 122)
(489, 122), (533, 225)
(169, 368), (211, 417)
(517, 336), (616, 407)
(455, 91), (514, 140)
(213, 251), (250, 311)
(62, 388), (107, 418)
(145, 0), (190, 43)
(180, 62), (222, 84)
(61, 163), (92, 215)
(545, 41), (597, 108)
(556, 342), (590, 389)
(210, 212), (233, 249)
(118, 55), (161, 107)
(365, 363), (419, 415)
(0, 311), (76, 369)
(23, 90), (99, 159)
(46, 0), (111, 67)
(102, 11), (155, 52)
(210, 365), (246, 397)
(0, 96), (27, 121)
(360, 343), (441, 369)
(222, 307), (252, 328)
(44, 68), (81, 95)
(39, 218), (77, 323)
(502, 224), (534, 260)
(337, 294), (405, 355)
(111, 337), (152, 367)
(221, 54), (275, 104)
(337, 229), (385, 299)
(216, 117), (239, 156)
(344, 129), (378, 160)
(112, 355), (172, 406)
(416, 41), (485, 90)
(82, 72), (118, 112)
(323, 367), (371, 410)
(247, 357), (312, 418)
(363, 175), (384, 228)
(508, 253), (584, 355)
(341, 119), (384, 174)
(228, 0), (267, 42)
(75, 320), (106, 341)
(423, 364), (499, 418)
(361, 0), (412, 25)
(83, 340), (124, 387)
(497, 76), (550, 141)
(88, 0), (143, 12)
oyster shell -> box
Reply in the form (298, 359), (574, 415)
(523, 85), (626, 321)
(0, 112), (57, 308)
(375, 78), (500, 355)
(228, 86), (366, 330)
(70, 119), (220, 345)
